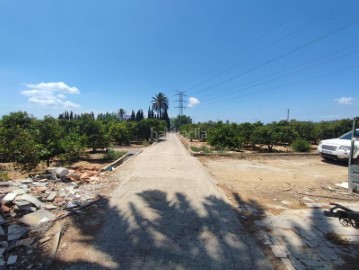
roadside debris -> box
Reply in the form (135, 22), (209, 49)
(0, 166), (110, 268)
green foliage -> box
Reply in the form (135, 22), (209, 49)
(0, 170), (9, 181)
(172, 115), (192, 130)
(292, 139), (311, 152)
(60, 133), (86, 162)
(190, 145), (212, 153)
(109, 122), (131, 145)
(207, 123), (244, 150)
(0, 111), (40, 171)
(36, 116), (63, 166)
(8, 130), (41, 171)
(77, 114), (110, 151)
(103, 149), (127, 161)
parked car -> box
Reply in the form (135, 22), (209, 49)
(317, 129), (359, 161)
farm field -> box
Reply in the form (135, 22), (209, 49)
(200, 156), (350, 212)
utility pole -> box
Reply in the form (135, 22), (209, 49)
(175, 91), (186, 127)
(286, 108), (290, 122)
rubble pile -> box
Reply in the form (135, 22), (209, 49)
(0, 167), (108, 268)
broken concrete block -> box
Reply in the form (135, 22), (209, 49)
(48, 167), (69, 178)
(32, 182), (48, 187)
(18, 209), (55, 226)
(46, 192), (57, 202)
(7, 225), (28, 241)
(44, 204), (57, 210)
(17, 194), (44, 208)
(7, 255), (17, 265)
(14, 200), (31, 207)
(12, 189), (26, 195)
(1, 192), (17, 204)
(66, 202), (77, 209)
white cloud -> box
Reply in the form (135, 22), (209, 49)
(188, 97), (200, 108)
(335, 96), (355, 105)
(21, 82), (80, 109)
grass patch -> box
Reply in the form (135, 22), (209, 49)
(0, 171), (9, 181)
(103, 149), (127, 161)
(190, 145), (212, 154)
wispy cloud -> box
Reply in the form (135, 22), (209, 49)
(188, 97), (200, 108)
(21, 82), (80, 109)
(335, 96), (355, 105)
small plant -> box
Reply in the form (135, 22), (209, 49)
(190, 145), (212, 154)
(0, 171), (9, 181)
(142, 140), (150, 147)
(104, 149), (127, 161)
(292, 139), (311, 152)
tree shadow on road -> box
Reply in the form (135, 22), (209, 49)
(52, 190), (270, 269)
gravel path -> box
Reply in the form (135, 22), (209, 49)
(63, 134), (272, 269)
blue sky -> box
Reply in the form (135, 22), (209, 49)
(0, 0), (358, 123)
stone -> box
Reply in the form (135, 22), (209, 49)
(270, 245), (288, 258)
(66, 202), (77, 209)
(12, 189), (26, 195)
(7, 225), (28, 241)
(0, 241), (8, 258)
(7, 255), (17, 265)
(1, 192), (17, 204)
(14, 200), (31, 207)
(0, 226), (4, 236)
(32, 182), (48, 187)
(0, 259), (5, 266)
(35, 186), (47, 192)
(18, 209), (55, 226)
(48, 167), (69, 178)
(44, 204), (57, 210)
(17, 194), (44, 208)
(46, 192), (57, 202)
(0, 215), (5, 225)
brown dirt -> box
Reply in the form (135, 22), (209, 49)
(199, 155), (353, 214)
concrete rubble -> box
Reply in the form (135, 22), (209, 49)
(0, 166), (109, 268)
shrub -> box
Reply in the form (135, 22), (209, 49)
(190, 145), (212, 153)
(292, 139), (311, 152)
(104, 149), (127, 161)
(0, 171), (9, 181)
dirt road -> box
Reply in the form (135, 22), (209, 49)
(56, 134), (272, 269)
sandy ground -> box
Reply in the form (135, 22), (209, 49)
(199, 156), (353, 214)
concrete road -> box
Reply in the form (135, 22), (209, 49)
(64, 134), (272, 269)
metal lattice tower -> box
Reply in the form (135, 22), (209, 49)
(175, 91), (186, 117)
(175, 91), (186, 127)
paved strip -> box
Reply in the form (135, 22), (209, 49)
(65, 134), (272, 269)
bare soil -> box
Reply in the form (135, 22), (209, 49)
(199, 155), (353, 214)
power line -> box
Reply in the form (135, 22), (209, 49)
(184, 0), (352, 92)
(194, 18), (359, 94)
(201, 63), (359, 106)
(200, 46), (359, 103)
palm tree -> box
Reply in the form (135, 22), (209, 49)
(152, 92), (169, 119)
